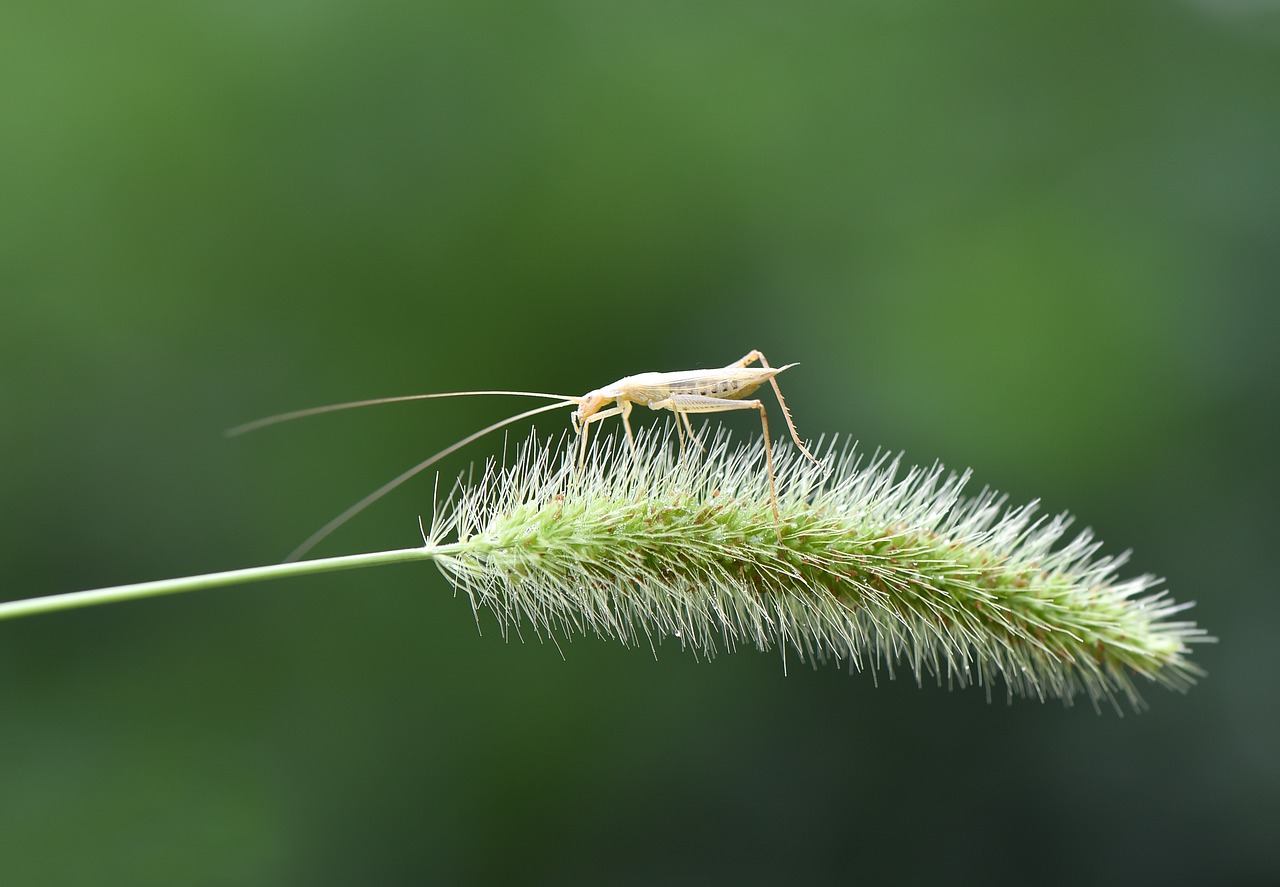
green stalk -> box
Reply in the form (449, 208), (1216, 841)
(0, 546), (450, 622)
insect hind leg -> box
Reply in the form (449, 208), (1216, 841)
(729, 349), (823, 469)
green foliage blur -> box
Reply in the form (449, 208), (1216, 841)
(3, 2), (1277, 884)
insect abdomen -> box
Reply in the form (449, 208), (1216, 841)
(674, 377), (764, 400)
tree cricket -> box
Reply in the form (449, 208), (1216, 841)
(229, 350), (823, 560)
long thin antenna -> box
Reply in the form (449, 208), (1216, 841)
(226, 390), (579, 437)
(285, 398), (576, 562)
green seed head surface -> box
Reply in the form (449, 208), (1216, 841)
(428, 428), (1210, 712)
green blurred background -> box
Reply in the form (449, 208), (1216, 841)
(3, 1), (1277, 884)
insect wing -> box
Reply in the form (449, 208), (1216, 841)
(657, 367), (780, 400)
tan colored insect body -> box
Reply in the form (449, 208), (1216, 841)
(231, 350), (820, 560)
(572, 351), (822, 521)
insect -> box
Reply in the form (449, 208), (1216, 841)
(229, 350), (821, 560)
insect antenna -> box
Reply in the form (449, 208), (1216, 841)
(225, 390), (580, 437)
(282, 398), (578, 562)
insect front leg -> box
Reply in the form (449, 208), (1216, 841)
(617, 398), (636, 452)
(577, 402), (630, 468)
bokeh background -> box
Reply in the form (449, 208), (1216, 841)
(3, 2), (1277, 884)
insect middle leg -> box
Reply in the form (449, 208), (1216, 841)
(678, 411), (701, 453)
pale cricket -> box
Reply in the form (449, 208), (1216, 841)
(229, 350), (823, 561)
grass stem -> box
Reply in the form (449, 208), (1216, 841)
(0, 547), (440, 622)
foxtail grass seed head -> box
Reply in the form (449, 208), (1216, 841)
(426, 427), (1210, 712)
